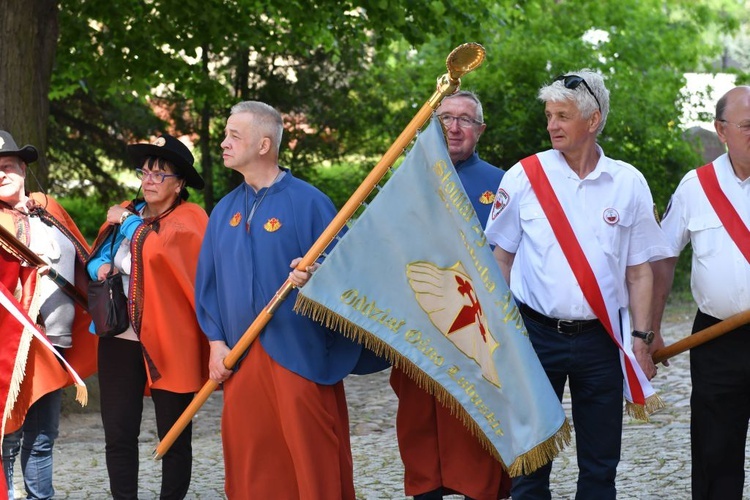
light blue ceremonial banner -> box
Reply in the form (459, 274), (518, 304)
(295, 115), (569, 475)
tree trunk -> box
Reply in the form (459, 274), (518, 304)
(228, 47), (251, 189)
(235, 47), (250, 100)
(0, 0), (58, 191)
(200, 45), (214, 213)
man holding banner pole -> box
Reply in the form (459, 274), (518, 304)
(389, 90), (510, 500)
(194, 101), (380, 499)
(485, 70), (672, 499)
(652, 85), (750, 499)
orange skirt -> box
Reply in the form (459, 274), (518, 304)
(222, 342), (355, 500)
(390, 367), (510, 500)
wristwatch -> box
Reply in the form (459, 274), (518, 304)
(632, 330), (655, 345)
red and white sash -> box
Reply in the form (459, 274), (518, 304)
(520, 154), (661, 418)
(696, 162), (750, 265)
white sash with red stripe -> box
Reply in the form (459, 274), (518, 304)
(520, 154), (662, 418)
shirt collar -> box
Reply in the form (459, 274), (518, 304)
(551, 145), (614, 181)
(454, 151), (479, 171)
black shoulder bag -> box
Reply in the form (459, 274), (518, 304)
(88, 228), (130, 337)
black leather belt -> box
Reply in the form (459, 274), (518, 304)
(519, 303), (601, 335)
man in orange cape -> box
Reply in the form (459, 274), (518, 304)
(0, 130), (95, 499)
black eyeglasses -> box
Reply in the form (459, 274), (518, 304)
(555, 75), (601, 112)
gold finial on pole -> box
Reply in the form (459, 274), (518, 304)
(430, 43), (486, 108)
(447, 42), (485, 81)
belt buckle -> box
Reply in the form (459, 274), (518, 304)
(557, 319), (575, 334)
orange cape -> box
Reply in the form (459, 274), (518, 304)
(2, 193), (96, 434)
(90, 201), (209, 393)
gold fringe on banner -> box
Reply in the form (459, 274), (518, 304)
(508, 419), (572, 477)
(294, 294), (571, 476)
(625, 393), (665, 422)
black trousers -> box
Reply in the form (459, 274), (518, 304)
(690, 310), (750, 500)
(98, 337), (194, 500)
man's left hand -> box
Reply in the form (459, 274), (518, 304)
(633, 340), (657, 380)
(288, 257), (319, 287)
(650, 329), (670, 367)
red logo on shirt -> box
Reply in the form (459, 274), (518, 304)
(264, 218), (282, 232)
(479, 190), (495, 205)
(229, 212), (242, 227)
(490, 189), (510, 220)
(603, 208), (619, 225)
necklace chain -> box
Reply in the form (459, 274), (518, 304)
(245, 169), (282, 233)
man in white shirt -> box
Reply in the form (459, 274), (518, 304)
(653, 85), (750, 500)
(485, 70), (672, 499)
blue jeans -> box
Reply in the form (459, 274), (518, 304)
(511, 310), (623, 500)
(2, 389), (62, 500)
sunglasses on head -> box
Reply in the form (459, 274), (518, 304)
(554, 74), (601, 112)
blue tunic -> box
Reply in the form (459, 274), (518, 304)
(195, 169), (363, 385)
(454, 151), (505, 228)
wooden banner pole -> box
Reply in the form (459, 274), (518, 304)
(153, 43), (487, 460)
(652, 309), (750, 364)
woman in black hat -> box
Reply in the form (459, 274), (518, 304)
(86, 134), (209, 499)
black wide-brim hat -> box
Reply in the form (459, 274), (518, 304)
(127, 133), (205, 190)
(0, 130), (38, 164)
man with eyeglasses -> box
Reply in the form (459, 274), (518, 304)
(390, 90), (510, 500)
(485, 70), (672, 499)
(652, 85), (750, 499)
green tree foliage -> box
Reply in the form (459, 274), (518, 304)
(388, 0), (741, 210)
(23, 0), (747, 214)
(717, 1), (750, 83)
(57, 196), (108, 243)
(46, 0), (489, 210)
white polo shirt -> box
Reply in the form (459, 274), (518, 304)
(485, 147), (673, 321)
(660, 153), (750, 320)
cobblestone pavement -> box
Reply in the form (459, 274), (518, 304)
(11, 313), (750, 499)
